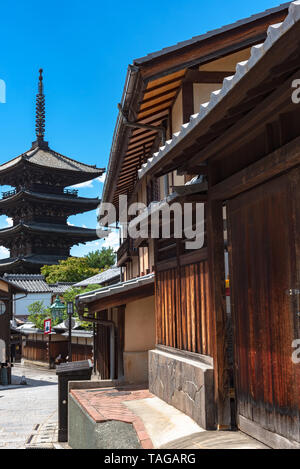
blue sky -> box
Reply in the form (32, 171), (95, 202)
(0, 0), (286, 257)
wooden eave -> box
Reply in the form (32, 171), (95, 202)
(140, 18), (300, 181)
(109, 8), (290, 213)
(0, 191), (99, 218)
(135, 8), (289, 80)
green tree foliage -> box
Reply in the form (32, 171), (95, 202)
(41, 257), (98, 283)
(41, 248), (116, 284)
(27, 301), (62, 330)
(85, 248), (116, 270)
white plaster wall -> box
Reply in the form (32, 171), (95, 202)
(13, 292), (52, 317)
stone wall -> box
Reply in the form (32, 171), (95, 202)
(149, 347), (215, 430)
(68, 394), (141, 449)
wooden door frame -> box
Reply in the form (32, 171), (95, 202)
(207, 137), (300, 431)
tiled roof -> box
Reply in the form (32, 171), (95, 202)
(49, 282), (75, 293)
(74, 267), (121, 287)
(0, 190), (99, 205)
(3, 274), (74, 293)
(0, 146), (104, 175)
(3, 274), (52, 293)
(76, 272), (154, 306)
(138, 1), (300, 179)
(0, 222), (98, 238)
(0, 254), (66, 268)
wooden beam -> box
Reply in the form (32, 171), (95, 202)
(127, 135), (156, 152)
(144, 77), (183, 94)
(156, 164), (208, 178)
(182, 82), (194, 124)
(207, 196), (231, 429)
(125, 142), (153, 158)
(210, 134), (300, 201)
(138, 102), (172, 120)
(137, 110), (169, 125)
(185, 70), (233, 83)
(139, 97), (174, 113)
(144, 69), (186, 91)
(129, 129), (156, 145)
(140, 90), (177, 106)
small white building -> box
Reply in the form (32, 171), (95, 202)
(3, 274), (74, 320)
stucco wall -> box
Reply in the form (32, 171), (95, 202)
(124, 296), (155, 383)
(198, 47), (251, 71)
(193, 48), (252, 113)
(193, 83), (223, 113)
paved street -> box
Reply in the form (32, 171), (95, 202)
(0, 363), (58, 449)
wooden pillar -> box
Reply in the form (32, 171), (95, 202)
(182, 82), (194, 124)
(207, 197), (231, 429)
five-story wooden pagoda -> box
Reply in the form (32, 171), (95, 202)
(0, 70), (105, 273)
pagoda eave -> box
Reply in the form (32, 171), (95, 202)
(0, 190), (100, 215)
(0, 223), (100, 242)
(0, 254), (68, 274)
(0, 152), (105, 187)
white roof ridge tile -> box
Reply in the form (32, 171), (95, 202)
(138, 1), (300, 180)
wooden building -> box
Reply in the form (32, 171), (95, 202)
(77, 1), (300, 448)
(0, 278), (26, 384)
(19, 323), (93, 368)
(0, 70), (104, 274)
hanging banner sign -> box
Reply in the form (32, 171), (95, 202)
(44, 318), (52, 335)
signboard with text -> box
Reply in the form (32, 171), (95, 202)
(44, 318), (51, 335)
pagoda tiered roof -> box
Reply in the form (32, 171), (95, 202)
(0, 189), (100, 215)
(0, 222), (98, 240)
(0, 146), (104, 187)
(0, 69), (103, 273)
(0, 254), (67, 272)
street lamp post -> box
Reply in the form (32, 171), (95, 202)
(67, 302), (74, 362)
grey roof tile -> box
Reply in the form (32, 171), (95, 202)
(0, 146), (104, 175)
(74, 267), (121, 287)
(3, 274), (74, 293)
(0, 222), (98, 237)
(48, 282), (75, 293)
(0, 190), (100, 205)
(3, 274), (52, 293)
(76, 272), (154, 306)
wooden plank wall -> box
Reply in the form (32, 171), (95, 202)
(228, 170), (300, 444)
(95, 320), (110, 379)
(23, 339), (48, 363)
(155, 259), (212, 355)
(71, 343), (93, 362)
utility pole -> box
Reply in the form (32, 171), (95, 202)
(67, 302), (73, 362)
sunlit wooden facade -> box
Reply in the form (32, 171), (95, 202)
(82, 2), (300, 447)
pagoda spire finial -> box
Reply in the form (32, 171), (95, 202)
(32, 68), (48, 149)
